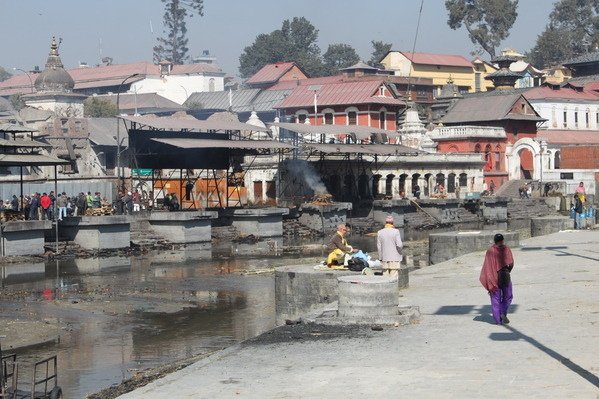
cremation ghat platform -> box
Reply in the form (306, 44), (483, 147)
(1, 220), (52, 256)
(429, 230), (519, 265)
(59, 216), (131, 250)
(149, 211), (218, 243)
(221, 208), (289, 238)
(298, 202), (353, 235)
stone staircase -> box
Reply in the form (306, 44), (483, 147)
(507, 198), (561, 220)
(129, 219), (172, 247)
(495, 179), (532, 198)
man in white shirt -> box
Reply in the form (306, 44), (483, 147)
(376, 215), (403, 278)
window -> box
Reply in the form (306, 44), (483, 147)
(495, 152), (501, 170)
(574, 111), (579, 128)
(474, 143), (481, 153)
(474, 73), (481, 92)
(585, 111), (589, 128)
(298, 114), (306, 124)
(459, 173), (468, 187)
(208, 78), (215, 92)
(379, 86), (386, 96)
(324, 112), (334, 125)
(347, 111), (357, 125)
(379, 111), (386, 129)
(563, 111), (568, 128)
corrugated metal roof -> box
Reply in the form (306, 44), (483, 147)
(185, 89), (291, 113)
(562, 52), (599, 66)
(0, 153), (70, 166)
(271, 122), (402, 139)
(95, 93), (184, 113)
(275, 80), (405, 109)
(151, 137), (295, 150)
(185, 89), (261, 110)
(246, 62), (297, 85)
(0, 123), (38, 133)
(537, 130), (599, 145)
(303, 143), (419, 155)
(0, 138), (51, 148)
(86, 117), (130, 147)
(442, 93), (545, 124)
(74, 76), (145, 90)
(401, 51), (473, 68)
(120, 115), (270, 132)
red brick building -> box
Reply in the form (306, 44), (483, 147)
(433, 92), (545, 187)
(274, 79), (405, 135)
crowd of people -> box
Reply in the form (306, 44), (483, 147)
(0, 191), (104, 220)
(1, 189), (182, 220)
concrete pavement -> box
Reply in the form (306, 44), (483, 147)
(118, 230), (599, 399)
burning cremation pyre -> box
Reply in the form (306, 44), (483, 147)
(310, 193), (333, 205)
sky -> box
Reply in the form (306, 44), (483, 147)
(1, 0), (557, 78)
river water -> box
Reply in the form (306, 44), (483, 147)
(0, 221), (508, 397)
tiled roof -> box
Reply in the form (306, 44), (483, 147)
(275, 80), (405, 109)
(562, 52), (599, 66)
(537, 129), (599, 145)
(86, 117), (130, 147)
(442, 93), (544, 124)
(523, 86), (599, 101)
(401, 51), (473, 68)
(245, 62), (299, 85)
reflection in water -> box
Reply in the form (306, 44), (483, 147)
(1, 251), (277, 398)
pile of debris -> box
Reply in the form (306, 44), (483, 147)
(85, 201), (115, 216)
(0, 210), (25, 222)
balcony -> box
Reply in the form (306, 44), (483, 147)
(429, 126), (506, 141)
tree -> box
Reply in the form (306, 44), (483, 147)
(527, 0), (599, 68)
(322, 43), (360, 75)
(153, 0), (204, 64)
(84, 97), (118, 117)
(0, 66), (11, 82)
(239, 17), (324, 78)
(9, 94), (25, 111)
(445, 0), (519, 58)
(369, 40), (392, 66)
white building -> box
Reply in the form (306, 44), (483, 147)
(524, 85), (599, 130)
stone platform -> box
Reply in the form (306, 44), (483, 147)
(531, 216), (574, 237)
(429, 230), (519, 265)
(298, 202), (352, 235)
(59, 216), (131, 250)
(275, 264), (411, 325)
(1, 220), (52, 256)
(149, 211), (217, 243)
(229, 208), (289, 237)
(275, 264), (355, 325)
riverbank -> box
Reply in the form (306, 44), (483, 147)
(116, 230), (599, 398)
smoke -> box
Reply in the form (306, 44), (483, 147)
(285, 160), (328, 195)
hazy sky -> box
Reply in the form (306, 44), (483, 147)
(2, 0), (556, 77)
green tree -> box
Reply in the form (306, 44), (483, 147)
(369, 40), (392, 66)
(9, 94), (25, 111)
(153, 0), (204, 64)
(322, 43), (360, 75)
(527, 0), (599, 68)
(84, 97), (118, 117)
(239, 17), (324, 78)
(0, 66), (12, 82)
(445, 0), (519, 58)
